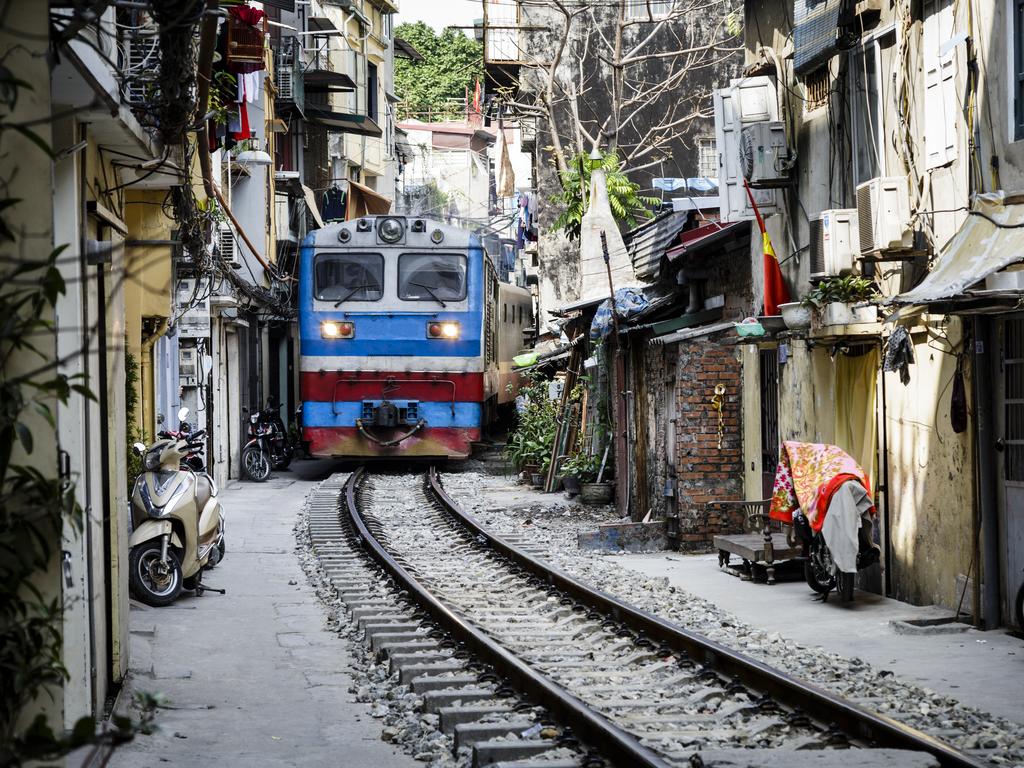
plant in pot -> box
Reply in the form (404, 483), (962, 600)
(560, 451), (600, 496)
(562, 451), (613, 506)
(801, 276), (880, 327)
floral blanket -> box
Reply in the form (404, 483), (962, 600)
(768, 441), (875, 531)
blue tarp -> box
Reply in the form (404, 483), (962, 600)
(590, 288), (650, 340)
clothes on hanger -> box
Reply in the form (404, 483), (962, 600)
(321, 186), (346, 222)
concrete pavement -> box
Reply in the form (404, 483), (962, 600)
(108, 460), (417, 768)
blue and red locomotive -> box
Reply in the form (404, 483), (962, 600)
(298, 215), (533, 458)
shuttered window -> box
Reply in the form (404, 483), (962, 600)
(923, 0), (958, 168)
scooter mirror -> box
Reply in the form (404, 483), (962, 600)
(177, 406), (189, 422)
(133, 442), (146, 456)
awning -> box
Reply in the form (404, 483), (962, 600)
(305, 105), (382, 137)
(894, 192), (1024, 305)
(394, 37), (424, 61)
(649, 320), (734, 346)
(625, 210), (690, 281)
(302, 184), (325, 229)
(304, 70), (357, 93)
(345, 179), (391, 219)
(666, 219), (751, 262)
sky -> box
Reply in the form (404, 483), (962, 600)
(396, 0), (480, 33)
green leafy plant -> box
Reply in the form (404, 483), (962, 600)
(505, 373), (558, 471)
(394, 22), (484, 121)
(800, 276), (880, 310)
(560, 451), (602, 483)
(549, 150), (659, 241)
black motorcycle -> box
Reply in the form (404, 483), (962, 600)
(793, 510), (880, 602)
(241, 400), (293, 482)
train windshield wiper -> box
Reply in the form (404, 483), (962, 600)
(409, 281), (447, 308)
(333, 284), (375, 306)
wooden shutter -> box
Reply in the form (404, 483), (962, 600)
(923, 0), (958, 169)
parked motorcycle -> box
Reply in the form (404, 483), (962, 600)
(794, 508), (880, 602)
(242, 399), (293, 482)
(129, 407), (225, 607)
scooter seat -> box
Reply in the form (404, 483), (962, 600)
(195, 474), (214, 510)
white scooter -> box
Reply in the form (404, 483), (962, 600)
(129, 407), (225, 606)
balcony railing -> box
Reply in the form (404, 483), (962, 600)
(274, 36), (305, 115)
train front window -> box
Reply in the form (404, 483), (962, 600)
(314, 253), (384, 302)
(398, 253), (467, 303)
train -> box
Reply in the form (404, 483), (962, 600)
(298, 215), (534, 459)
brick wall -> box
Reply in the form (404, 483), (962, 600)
(673, 336), (745, 551)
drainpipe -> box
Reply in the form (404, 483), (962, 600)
(972, 316), (1001, 629)
(140, 318), (169, 437)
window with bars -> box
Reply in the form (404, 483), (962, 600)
(697, 137), (716, 180)
(1005, 319), (1024, 482)
(803, 67), (831, 112)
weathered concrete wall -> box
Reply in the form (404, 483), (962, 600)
(885, 320), (974, 609)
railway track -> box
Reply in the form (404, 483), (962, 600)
(308, 469), (990, 768)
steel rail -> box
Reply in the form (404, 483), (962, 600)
(342, 468), (672, 768)
(425, 467), (987, 768)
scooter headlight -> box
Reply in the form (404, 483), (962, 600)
(143, 450), (161, 471)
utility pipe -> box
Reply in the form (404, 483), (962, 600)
(972, 316), (1002, 629)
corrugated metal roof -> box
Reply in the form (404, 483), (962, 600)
(625, 211), (690, 281)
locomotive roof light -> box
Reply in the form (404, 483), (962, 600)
(322, 320), (355, 339)
(356, 218), (372, 232)
(411, 219), (426, 233)
(430, 228), (444, 244)
(337, 228), (351, 243)
(378, 216), (405, 243)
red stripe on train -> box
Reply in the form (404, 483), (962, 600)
(304, 426), (479, 459)
(300, 371), (485, 402)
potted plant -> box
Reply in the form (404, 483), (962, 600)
(561, 451), (612, 505)
(801, 276), (880, 327)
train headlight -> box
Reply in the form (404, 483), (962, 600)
(378, 217), (405, 243)
(321, 320), (355, 339)
(430, 229), (444, 244)
(427, 321), (460, 339)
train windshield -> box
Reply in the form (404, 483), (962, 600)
(314, 253), (384, 302)
(398, 253), (467, 302)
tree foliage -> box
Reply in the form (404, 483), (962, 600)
(394, 22), (483, 121)
(549, 151), (659, 241)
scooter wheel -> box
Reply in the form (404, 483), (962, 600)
(129, 542), (183, 607)
(242, 444), (271, 482)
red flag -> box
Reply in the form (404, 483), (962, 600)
(743, 180), (790, 316)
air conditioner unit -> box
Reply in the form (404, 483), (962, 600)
(276, 63), (294, 101)
(123, 31), (161, 105)
(809, 209), (859, 280)
(217, 224), (242, 269)
(740, 121), (790, 187)
(856, 176), (913, 254)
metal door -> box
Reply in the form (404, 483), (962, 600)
(759, 348), (780, 498)
(996, 316), (1024, 626)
